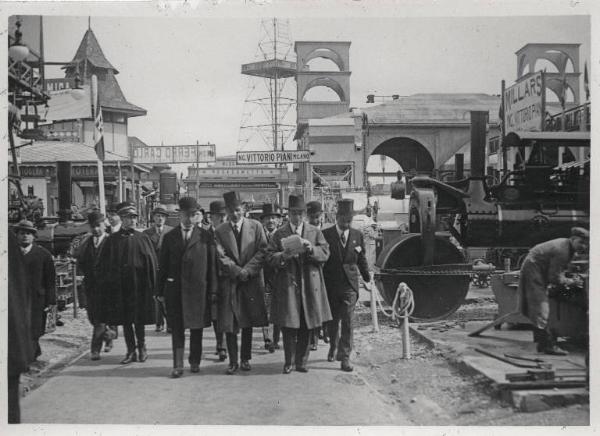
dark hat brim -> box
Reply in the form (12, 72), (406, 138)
(260, 213), (282, 219)
(13, 225), (37, 234)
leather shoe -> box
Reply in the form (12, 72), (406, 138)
(155, 325), (163, 332)
(171, 368), (184, 378)
(341, 361), (354, 372)
(283, 364), (294, 374)
(327, 348), (336, 362)
(268, 343), (276, 353)
(190, 363), (200, 373)
(138, 346), (148, 362)
(539, 344), (569, 356)
(310, 344), (318, 351)
(120, 351), (137, 364)
(218, 349), (227, 361)
(90, 351), (100, 361)
(264, 339), (272, 350)
(296, 365), (309, 373)
(240, 360), (251, 371)
(226, 363), (239, 375)
(104, 340), (113, 353)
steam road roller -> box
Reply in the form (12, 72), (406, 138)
(374, 111), (590, 321)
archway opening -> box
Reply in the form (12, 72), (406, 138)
(303, 85), (343, 102)
(305, 57), (341, 72)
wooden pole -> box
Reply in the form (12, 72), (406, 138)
(369, 278), (379, 332)
(402, 310), (411, 359)
(91, 75), (106, 215)
(117, 160), (123, 202)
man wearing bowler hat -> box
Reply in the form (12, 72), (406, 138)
(322, 198), (371, 372)
(157, 197), (217, 377)
(266, 194), (332, 374)
(260, 203), (283, 352)
(144, 205), (173, 333)
(519, 227), (589, 355)
(97, 202), (158, 364)
(13, 219), (56, 363)
(214, 191), (268, 374)
(75, 211), (116, 360)
(206, 200), (228, 362)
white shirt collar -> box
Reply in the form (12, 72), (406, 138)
(291, 221), (304, 235)
(21, 244), (33, 255)
(336, 225), (349, 238)
(231, 217), (244, 231)
(94, 232), (107, 244)
(111, 223), (121, 233)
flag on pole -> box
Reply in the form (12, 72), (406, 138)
(584, 62), (590, 101)
(94, 106), (105, 161)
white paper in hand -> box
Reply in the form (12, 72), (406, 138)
(281, 234), (305, 255)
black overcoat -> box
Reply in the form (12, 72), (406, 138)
(75, 234), (108, 325)
(22, 244), (56, 340)
(97, 228), (158, 326)
(157, 226), (216, 329)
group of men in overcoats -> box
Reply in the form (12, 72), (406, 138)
(64, 190), (371, 378)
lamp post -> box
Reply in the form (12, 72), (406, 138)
(9, 20), (30, 62)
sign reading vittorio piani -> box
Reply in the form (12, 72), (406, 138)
(132, 144), (216, 164)
(503, 71), (545, 132)
(236, 150), (311, 165)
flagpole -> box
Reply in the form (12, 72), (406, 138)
(92, 75), (106, 215)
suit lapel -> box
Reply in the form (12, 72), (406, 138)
(343, 229), (354, 261)
(239, 220), (254, 265)
(185, 227), (201, 253)
(223, 224), (240, 263)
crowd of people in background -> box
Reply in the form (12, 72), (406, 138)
(7, 191), (373, 421)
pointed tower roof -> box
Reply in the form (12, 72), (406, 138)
(100, 71), (147, 116)
(70, 28), (119, 74)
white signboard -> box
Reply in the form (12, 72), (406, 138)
(503, 71), (544, 132)
(132, 144), (216, 164)
(236, 150), (311, 165)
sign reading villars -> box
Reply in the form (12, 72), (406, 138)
(236, 150), (311, 165)
(503, 70), (545, 132)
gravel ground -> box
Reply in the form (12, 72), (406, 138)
(352, 303), (589, 425)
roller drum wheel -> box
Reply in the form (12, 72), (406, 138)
(375, 233), (471, 321)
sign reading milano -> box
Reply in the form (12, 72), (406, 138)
(237, 150), (311, 165)
(132, 144), (216, 164)
(503, 71), (545, 132)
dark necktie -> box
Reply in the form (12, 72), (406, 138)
(232, 224), (242, 253)
(340, 232), (346, 247)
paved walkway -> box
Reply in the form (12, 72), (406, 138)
(21, 327), (407, 425)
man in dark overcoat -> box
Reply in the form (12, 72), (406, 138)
(207, 200), (228, 362)
(322, 199), (371, 372)
(97, 202), (158, 364)
(214, 191), (268, 374)
(260, 203), (282, 352)
(143, 205), (173, 332)
(75, 211), (115, 360)
(14, 219), (56, 362)
(8, 230), (33, 423)
(519, 227), (589, 355)
(157, 197), (217, 377)
(266, 194), (332, 374)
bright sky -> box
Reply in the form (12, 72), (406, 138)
(39, 13), (590, 163)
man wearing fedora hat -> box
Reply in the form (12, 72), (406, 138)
(13, 219), (57, 362)
(266, 194), (332, 374)
(519, 227), (589, 355)
(207, 200), (228, 362)
(260, 203), (283, 352)
(157, 197), (217, 377)
(97, 202), (158, 364)
(322, 199), (371, 372)
(144, 205), (173, 333)
(214, 191), (269, 374)
(75, 211), (115, 360)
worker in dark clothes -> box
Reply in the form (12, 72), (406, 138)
(322, 199), (371, 372)
(260, 203), (282, 353)
(75, 211), (115, 360)
(143, 206), (173, 333)
(8, 230), (33, 423)
(266, 194), (332, 374)
(519, 226), (589, 355)
(207, 200), (228, 362)
(157, 197), (217, 377)
(97, 202), (158, 364)
(14, 219), (56, 362)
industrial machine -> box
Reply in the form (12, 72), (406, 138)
(375, 111), (590, 321)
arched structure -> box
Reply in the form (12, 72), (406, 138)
(370, 138), (435, 175)
(516, 43), (581, 103)
(295, 41), (351, 123)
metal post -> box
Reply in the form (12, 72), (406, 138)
(72, 261), (78, 319)
(369, 279), (379, 332)
(117, 160), (123, 202)
(402, 310), (411, 359)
